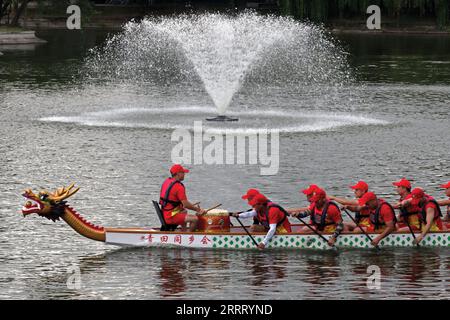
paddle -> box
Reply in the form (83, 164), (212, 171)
(294, 214), (336, 249)
(396, 204), (420, 247)
(234, 216), (259, 247)
(342, 208), (380, 251)
(402, 212), (420, 247)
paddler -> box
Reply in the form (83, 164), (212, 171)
(355, 192), (397, 246)
(159, 164), (207, 231)
(287, 184), (320, 233)
(398, 188), (444, 244)
(392, 177), (417, 226)
(240, 188), (264, 232)
(287, 184), (319, 216)
(291, 188), (345, 247)
(392, 177), (412, 207)
(393, 177), (413, 202)
(437, 181), (450, 222)
(232, 193), (291, 250)
(328, 180), (370, 231)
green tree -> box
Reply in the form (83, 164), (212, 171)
(0, 1), (30, 26)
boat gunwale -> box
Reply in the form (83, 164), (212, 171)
(105, 224), (450, 236)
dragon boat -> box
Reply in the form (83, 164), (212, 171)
(21, 184), (450, 250)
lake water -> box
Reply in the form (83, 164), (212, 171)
(0, 29), (449, 299)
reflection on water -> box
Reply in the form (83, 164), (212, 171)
(28, 247), (444, 300)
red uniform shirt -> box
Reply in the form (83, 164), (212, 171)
(423, 200), (440, 220)
(307, 197), (332, 212)
(160, 178), (187, 219)
(359, 206), (370, 217)
(369, 200), (395, 225)
(312, 203), (342, 224)
(419, 197), (443, 230)
(258, 205), (292, 232)
(401, 193), (421, 214)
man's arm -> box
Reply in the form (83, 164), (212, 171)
(393, 199), (411, 209)
(290, 209), (310, 218)
(421, 209), (435, 236)
(328, 196), (358, 206)
(287, 206), (309, 214)
(372, 220), (395, 245)
(328, 206), (344, 246)
(343, 204), (364, 213)
(437, 199), (450, 206)
(328, 220), (344, 246)
(395, 200), (412, 221)
(414, 208), (435, 245)
(181, 199), (205, 214)
(236, 209), (257, 219)
(260, 223), (277, 248)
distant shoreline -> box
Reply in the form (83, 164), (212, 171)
(4, 15), (450, 39)
(0, 29), (47, 45)
(21, 23), (450, 36)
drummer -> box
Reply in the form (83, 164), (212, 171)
(233, 193), (292, 250)
(159, 164), (206, 231)
(437, 181), (450, 222)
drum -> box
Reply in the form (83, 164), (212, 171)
(197, 209), (230, 233)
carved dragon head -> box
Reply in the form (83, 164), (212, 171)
(21, 183), (80, 221)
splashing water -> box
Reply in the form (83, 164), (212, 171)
(84, 12), (352, 115)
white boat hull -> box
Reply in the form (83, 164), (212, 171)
(105, 226), (450, 250)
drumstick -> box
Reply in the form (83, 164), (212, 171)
(201, 203), (222, 215)
(193, 202), (200, 206)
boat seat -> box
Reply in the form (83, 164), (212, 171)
(152, 200), (178, 231)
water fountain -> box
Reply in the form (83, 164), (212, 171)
(83, 12), (356, 128)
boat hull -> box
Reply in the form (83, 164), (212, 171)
(105, 227), (450, 250)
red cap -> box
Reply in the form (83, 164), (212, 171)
(358, 192), (377, 206)
(411, 188), (425, 199)
(301, 184), (319, 195)
(350, 180), (369, 192)
(249, 193), (268, 206)
(241, 189), (260, 200)
(310, 188), (326, 202)
(393, 178), (411, 189)
(170, 164), (189, 175)
(440, 182), (450, 189)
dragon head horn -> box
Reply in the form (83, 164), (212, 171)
(50, 183), (80, 202)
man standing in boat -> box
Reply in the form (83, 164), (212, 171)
(233, 193), (291, 250)
(291, 188), (345, 246)
(398, 188), (444, 244)
(328, 180), (370, 231)
(159, 164), (206, 231)
(437, 181), (450, 222)
(355, 192), (397, 246)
